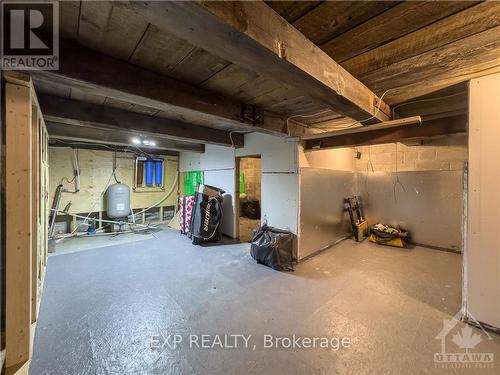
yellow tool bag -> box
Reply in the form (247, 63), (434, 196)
(369, 223), (408, 248)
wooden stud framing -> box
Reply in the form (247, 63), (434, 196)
(31, 105), (40, 324)
(5, 80), (33, 368)
(4, 71), (50, 371)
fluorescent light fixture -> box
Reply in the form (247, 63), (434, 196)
(142, 139), (150, 145)
(132, 138), (140, 144)
(149, 141), (156, 146)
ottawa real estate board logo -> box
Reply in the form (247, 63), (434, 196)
(1, 1), (59, 70)
(434, 311), (494, 370)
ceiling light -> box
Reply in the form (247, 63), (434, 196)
(132, 138), (140, 144)
(142, 139), (150, 145)
(149, 141), (156, 146)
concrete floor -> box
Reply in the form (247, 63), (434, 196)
(30, 229), (499, 374)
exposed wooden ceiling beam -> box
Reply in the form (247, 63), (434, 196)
(304, 115), (467, 150)
(122, 1), (391, 123)
(302, 116), (422, 141)
(48, 139), (179, 157)
(46, 121), (205, 153)
(38, 94), (244, 148)
(29, 40), (289, 135)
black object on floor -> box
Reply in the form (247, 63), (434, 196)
(241, 200), (261, 219)
(250, 224), (295, 271)
(190, 184), (224, 245)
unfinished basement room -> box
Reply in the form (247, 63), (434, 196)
(1, 1), (499, 374)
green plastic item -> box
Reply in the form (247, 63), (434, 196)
(183, 171), (203, 196)
(239, 172), (246, 194)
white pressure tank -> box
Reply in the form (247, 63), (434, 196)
(106, 183), (130, 218)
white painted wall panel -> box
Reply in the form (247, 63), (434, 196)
(200, 144), (235, 170)
(261, 173), (298, 234)
(467, 74), (500, 329)
(235, 133), (297, 173)
(179, 151), (201, 172)
(299, 144), (356, 171)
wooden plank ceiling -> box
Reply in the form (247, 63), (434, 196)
(267, 1), (500, 104)
(36, 1), (499, 143)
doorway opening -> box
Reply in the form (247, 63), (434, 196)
(236, 156), (262, 242)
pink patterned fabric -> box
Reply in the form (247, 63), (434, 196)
(179, 195), (195, 234)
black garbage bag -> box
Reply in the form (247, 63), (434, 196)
(190, 184), (225, 245)
(250, 224), (295, 271)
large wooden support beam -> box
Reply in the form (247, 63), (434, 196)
(48, 139), (179, 157)
(5, 79), (33, 368)
(45, 121), (205, 154)
(38, 94), (244, 148)
(124, 1), (391, 123)
(30, 40), (270, 132)
(304, 115), (467, 150)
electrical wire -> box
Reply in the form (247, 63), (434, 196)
(335, 88), (392, 131)
(58, 149), (79, 186)
(393, 142), (406, 203)
(229, 130), (248, 148)
(285, 109), (333, 135)
(288, 89), (392, 135)
(53, 139), (138, 154)
(364, 145), (375, 198)
(113, 151), (120, 183)
(391, 91), (464, 118)
(131, 172), (179, 218)
(69, 163), (118, 235)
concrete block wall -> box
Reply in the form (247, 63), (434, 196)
(239, 157), (261, 201)
(354, 135), (467, 173)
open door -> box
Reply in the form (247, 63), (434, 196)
(236, 156), (261, 242)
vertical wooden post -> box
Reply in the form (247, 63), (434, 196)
(5, 81), (33, 367)
(31, 105), (40, 323)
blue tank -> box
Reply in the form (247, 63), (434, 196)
(154, 159), (163, 186)
(145, 160), (154, 185)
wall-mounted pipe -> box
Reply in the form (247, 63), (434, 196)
(62, 148), (80, 193)
(49, 184), (64, 237)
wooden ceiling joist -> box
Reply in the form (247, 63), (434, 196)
(29, 40), (278, 134)
(123, 1), (391, 123)
(304, 115), (467, 150)
(38, 94), (244, 148)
